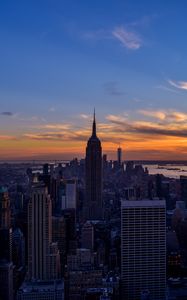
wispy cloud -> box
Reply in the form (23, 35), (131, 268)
(1, 112), (13, 116)
(106, 110), (187, 138)
(139, 109), (187, 123)
(42, 123), (71, 130)
(79, 114), (91, 120)
(81, 25), (142, 50)
(112, 26), (142, 50)
(156, 85), (181, 95)
(168, 79), (187, 90)
(139, 110), (166, 120)
(0, 135), (16, 140)
(49, 107), (56, 112)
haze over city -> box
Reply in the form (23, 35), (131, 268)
(1, 0), (187, 160)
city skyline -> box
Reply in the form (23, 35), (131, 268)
(1, 1), (187, 160)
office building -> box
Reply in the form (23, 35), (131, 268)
(180, 175), (187, 208)
(28, 184), (60, 280)
(0, 187), (13, 300)
(81, 221), (94, 251)
(0, 261), (13, 300)
(17, 280), (64, 300)
(60, 179), (77, 210)
(85, 111), (103, 220)
(121, 199), (166, 300)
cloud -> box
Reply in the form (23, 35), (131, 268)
(112, 26), (142, 50)
(1, 112), (13, 116)
(168, 79), (187, 90)
(0, 135), (16, 140)
(79, 114), (91, 119)
(106, 111), (187, 138)
(156, 85), (181, 95)
(23, 131), (88, 142)
(139, 110), (166, 120)
(139, 109), (187, 122)
(103, 81), (124, 96)
(41, 124), (72, 130)
(81, 25), (142, 50)
(49, 107), (56, 112)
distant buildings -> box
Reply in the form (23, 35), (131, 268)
(85, 111), (103, 220)
(121, 199), (166, 300)
(17, 280), (64, 300)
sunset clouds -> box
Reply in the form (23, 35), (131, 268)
(1, 109), (187, 160)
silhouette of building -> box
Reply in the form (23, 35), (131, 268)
(117, 146), (122, 166)
(121, 199), (166, 300)
(0, 187), (13, 300)
(81, 221), (94, 250)
(28, 184), (60, 280)
(180, 175), (187, 208)
(17, 280), (64, 300)
(85, 111), (103, 220)
(0, 261), (13, 300)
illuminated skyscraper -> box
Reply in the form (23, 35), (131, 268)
(121, 199), (166, 300)
(85, 111), (102, 220)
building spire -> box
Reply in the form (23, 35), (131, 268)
(92, 108), (96, 137)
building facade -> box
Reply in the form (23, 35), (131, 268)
(28, 184), (60, 281)
(121, 199), (166, 300)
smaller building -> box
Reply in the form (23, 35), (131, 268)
(17, 280), (64, 300)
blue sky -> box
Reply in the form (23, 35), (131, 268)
(1, 0), (187, 159)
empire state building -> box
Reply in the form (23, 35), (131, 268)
(85, 112), (103, 220)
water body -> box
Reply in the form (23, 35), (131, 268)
(143, 164), (187, 179)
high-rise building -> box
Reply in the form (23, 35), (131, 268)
(60, 179), (77, 210)
(0, 187), (13, 300)
(85, 111), (102, 220)
(28, 184), (60, 280)
(121, 199), (166, 300)
(0, 261), (13, 300)
(0, 186), (11, 229)
(180, 175), (187, 208)
(12, 228), (25, 268)
(81, 221), (94, 250)
(52, 216), (66, 270)
(117, 146), (122, 166)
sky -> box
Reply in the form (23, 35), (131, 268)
(1, 0), (187, 160)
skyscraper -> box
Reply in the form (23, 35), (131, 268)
(180, 175), (187, 208)
(28, 184), (60, 280)
(85, 111), (102, 220)
(0, 187), (13, 300)
(117, 146), (122, 166)
(121, 199), (166, 300)
(0, 187), (11, 229)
